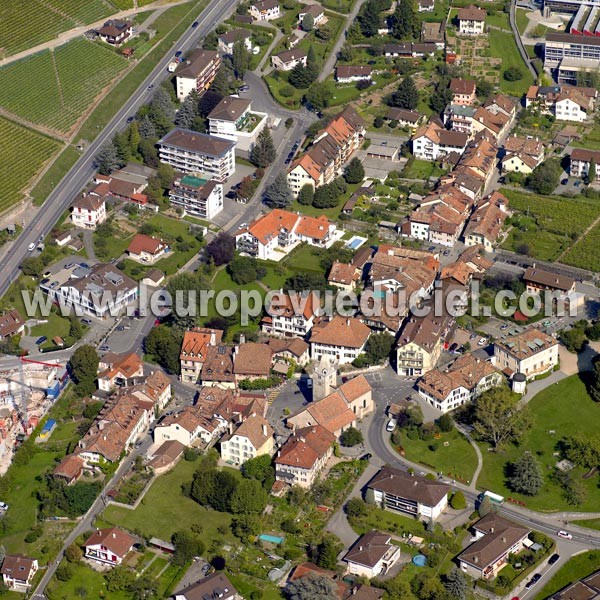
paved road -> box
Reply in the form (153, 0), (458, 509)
(509, 0), (539, 79)
(0, 0), (239, 303)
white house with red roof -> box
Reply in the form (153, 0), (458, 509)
(84, 528), (135, 565)
(179, 328), (223, 384)
(310, 316), (371, 364)
(126, 234), (168, 264)
(71, 193), (106, 230)
(263, 291), (319, 338)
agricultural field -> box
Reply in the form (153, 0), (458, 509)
(501, 188), (599, 262)
(0, 39), (128, 134)
(0, 0), (113, 57)
(0, 117), (62, 213)
(562, 218), (600, 271)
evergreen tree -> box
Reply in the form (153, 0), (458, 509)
(297, 184), (314, 206)
(264, 173), (292, 208)
(138, 115), (156, 139)
(344, 157), (365, 184)
(444, 568), (468, 600)
(305, 81), (332, 111)
(127, 121), (140, 154)
(250, 127), (276, 167)
(391, 0), (419, 40)
(589, 158), (597, 183)
(96, 141), (120, 175)
(390, 76), (419, 109)
(358, 0), (382, 37)
(510, 451), (544, 496)
(211, 63), (232, 96)
(301, 12), (315, 31)
(590, 358), (600, 402)
(314, 537), (341, 570)
(175, 90), (200, 128)
(232, 40), (251, 78)
(338, 43), (355, 62)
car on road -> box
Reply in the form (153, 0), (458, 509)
(360, 453), (372, 461)
(239, 84), (249, 92)
(478, 337), (487, 346)
(27, 242), (36, 252)
(35, 336), (47, 345)
(99, 345), (110, 352)
(126, 116), (134, 123)
(81, 318), (92, 325)
(79, 262), (89, 268)
(561, 178), (568, 185)
(147, 84), (154, 90)
(386, 419), (397, 432)
(470, 333), (477, 339)
(175, 50), (182, 57)
(557, 530), (572, 539)
(525, 574), (542, 589)
(428, 246), (435, 251)
(192, 21), (199, 27)
(116, 325), (125, 331)
(500, 323), (509, 330)
(0, 502), (8, 511)
(548, 553), (560, 565)
(238, 222), (247, 229)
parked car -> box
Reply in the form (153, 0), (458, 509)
(360, 453), (372, 461)
(470, 333), (477, 339)
(549, 553), (560, 565)
(449, 343), (459, 353)
(557, 530), (572, 539)
(99, 345), (110, 352)
(574, 180), (582, 187)
(500, 323), (509, 330)
(561, 178), (568, 185)
(175, 50), (182, 57)
(81, 318), (92, 325)
(443, 249), (450, 256)
(79, 262), (89, 268)
(35, 336), (47, 345)
(116, 325), (125, 331)
(0, 502), (8, 511)
(478, 337), (487, 346)
(386, 419), (397, 432)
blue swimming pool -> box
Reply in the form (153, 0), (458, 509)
(259, 534), (284, 545)
(346, 236), (367, 250)
(412, 554), (427, 567)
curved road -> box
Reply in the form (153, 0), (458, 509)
(509, 0), (538, 80)
(0, 0), (239, 302)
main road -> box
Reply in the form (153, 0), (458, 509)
(0, 0), (239, 301)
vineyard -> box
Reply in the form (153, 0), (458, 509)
(562, 220), (600, 272)
(0, 39), (128, 134)
(0, 0), (113, 57)
(0, 118), (62, 213)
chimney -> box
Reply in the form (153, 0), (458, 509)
(239, 333), (246, 345)
(112, 532), (116, 538)
(474, 556), (479, 563)
(490, 527), (494, 533)
(262, 424), (268, 437)
(501, 536), (506, 543)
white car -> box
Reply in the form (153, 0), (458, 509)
(557, 530), (572, 539)
(238, 222), (247, 229)
(27, 242), (36, 252)
(478, 338), (487, 346)
(386, 419), (397, 432)
(0, 502), (8, 511)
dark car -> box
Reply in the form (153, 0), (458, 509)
(549, 554), (560, 565)
(449, 343), (459, 353)
(175, 50), (183, 57)
(79, 262), (89, 269)
(35, 336), (47, 345)
(561, 178), (568, 185)
(126, 116), (134, 123)
(526, 574), (542, 589)
(360, 453), (372, 461)
(498, 176), (505, 183)
(192, 21), (199, 27)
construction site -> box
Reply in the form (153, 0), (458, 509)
(0, 358), (69, 475)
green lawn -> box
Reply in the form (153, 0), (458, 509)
(350, 505), (427, 537)
(283, 243), (326, 273)
(402, 159), (445, 180)
(321, 0), (356, 12)
(47, 562), (130, 600)
(399, 428), (479, 483)
(515, 8), (529, 34)
(101, 459), (235, 543)
(486, 11), (510, 30)
(535, 551), (600, 600)
(573, 518), (600, 531)
(478, 375), (600, 512)
(488, 29), (534, 95)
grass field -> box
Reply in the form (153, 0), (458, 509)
(561, 218), (600, 272)
(500, 188), (599, 262)
(0, 39), (128, 133)
(31, 145), (81, 206)
(488, 29), (534, 95)
(535, 551), (600, 600)
(573, 518), (600, 531)
(0, 117), (62, 213)
(402, 159), (446, 180)
(515, 8), (530, 35)
(477, 375), (600, 512)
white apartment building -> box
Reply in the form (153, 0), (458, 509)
(220, 414), (274, 465)
(457, 5), (486, 34)
(310, 316), (371, 365)
(158, 129), (236, 182)
(265, 291), (319, 338)
(249, 0), (281, 21)
(71, 194), (106, 229)
(169, 176), (223, 220)
(175, 49), (220, 101)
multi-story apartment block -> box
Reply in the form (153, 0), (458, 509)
(449, 78), (477, 105)
(158, 129), (236, 182)
(169, 176), (224, 219)
(411, 122), (468, 161)
(494, 329), (559, 380)
(570, 147), (600, 181)
(220, 414), (274, 464)
(544, 33), (600, 84)
(463, 191), (509, 251)
(179, 328), (223, 384)
(310, 316), (371, 364)
(263, 291), (319, 338)
(175, 49), (220, 101)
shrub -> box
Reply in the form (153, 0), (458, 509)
(450, 491), (467, 510)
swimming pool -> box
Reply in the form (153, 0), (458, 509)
(412, 554), (427, 567)
(346, 236), (367, 250)
(259, 534), (284, 545)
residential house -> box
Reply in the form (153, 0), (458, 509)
(92, 166), (150, 206)
(275, 424), (335, 488)
(494, 328), (560, 380)
(249, 0), (281, 21)
(0, 309), (24, 339)
(463, 191), (509, 251)
(201, 345), (236, 388)
(501, 136), (544, 174)
(443, 104), (477, 136)
(450, 78), (476, 106)
(523, 266), (577, 298)
(180, 328), (223, 384)
(570, 147), (600, 182)
(366, 466), (450, 521)
(287, 106), (365, 196)
(175, 573), (242, 600)
(158, 129), (236, 182)
(396, 310), (454, 376)
(71, 194), (106, 229)
(457, 5), (486, 35)
(418, 0), (435, 11)
(271, 48), (307, 71)
(456, 138), (498, 191)
(84, 528), (135, 566)
(169, 176), (224, 220)
(1, 555), (38, 592)
(264, 337), (311, 366)
(54, 230), (72, 247)
(458, 514), (530, 580)
(263, 290), (319, 337)
(386, 107), (423, 130)
(470, 106), (511, 141)
(153, 405), (219, 447)
(327, 261), (360, 291)
(220, 413), (274, 464)
(484, 93), (517, 122)
(383, 43), (436, 57)
(175, 49), (221, 101)
(236, 209), (338, 260)
(417, 354), (503, 413)
(53, 454), (85, 485)
(550, 568), (600, 600)
(421, 20), (446, 50)
(233, 342), (273, 382)
(97, 352), (144, 392)
(96, 19), (132, 46)
(336, 65), (373, 83)
(343, 531), (401, 578)
(555, 88), (595, 122)
(126, 233), (167, 264)
(217, 29), (253, 54)
(526, 84), (597, 119)
(310, 316), (370, 364)
(299, 4), (326, 25)
(142, 268), (165, 287)
(147, 439), (185, 474)
(411, 122), (469, 161)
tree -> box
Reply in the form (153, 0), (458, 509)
(129, 575), (158, 600)
(338, 43), (355, 62)
(175, 90), (200, 128)
(588, 158), (597, 183)
(56, 563), (73, 582)
(340, 427), (363, 447)
(473, 386), (530, 448)
(504, 67), (523, 81)
(228, 256), (265, 285)
(138, 138), (159, 167)
(138, 115), (156, 139)
(527, 159), (561, 194)
(315, 24), (332, 40)
(436, 413), (454, 433)
(590, 358), (600, 402)
(560, 326), (588, 353)
(345, 497), (368, 518)
(365, 332), (395, 363)
(264, 173), (293, 208)
(289, 63), (315, 89)
(232, 40), (251, 78)
(171, 530), (205, 566)
(127, 121), (141, 154)
(203, 31), (218, 50)
(314, 537), (341, 570)
(390, 76), (419, 109)
(231, 514), (261, 540)
(343, 157), (365, 184)
(285, 574), (338, 600)
(144, 325), (183, 374)
(69, 345), (99, 397)
(510, 451), (543, 496)
(450, 491), (467, 509)
(230, 478), (268, 514)
(476, 79), (494, 99)
(20, 256), (43, 277)
(65, 543), (83, 563)
(358, 0), (383, 37)
(242, 454), (275, 489)
(250, 127), (277, 167)
(478, 495), (493, 517)
(430, 84), (452, 114)
(444, 567), (468, 600)
(96, 141), (120, 175)
(105, 566), (135, 591)
(391, 0), (419, 40)
(206, 232), (235, 266)
(301, 12), (314, 31)
(298, 184), (314, 206)
(305, 82), (332, 111)
(563, 433), (600, 470)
